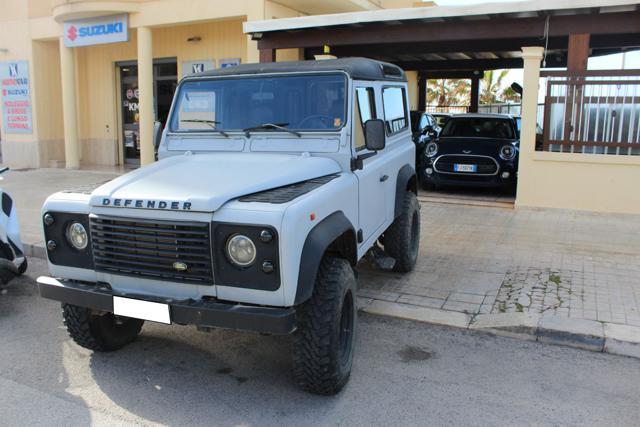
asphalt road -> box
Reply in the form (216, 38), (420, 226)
(2, 258), (639, 426)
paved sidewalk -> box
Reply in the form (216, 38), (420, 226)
(6, 167), (640, 357)
(4, 168), (122, 252)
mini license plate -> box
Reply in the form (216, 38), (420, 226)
(113, 296), (170, 324)
(454, 163), (477, 173)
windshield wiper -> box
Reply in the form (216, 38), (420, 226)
(242, 123), (301, 138)
(180, 119), (229, 137)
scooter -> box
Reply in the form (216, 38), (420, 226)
(0, 167), (27, 285)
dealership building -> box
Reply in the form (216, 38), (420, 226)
(1, 0), (419, 169)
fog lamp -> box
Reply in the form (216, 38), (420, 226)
(501, 171), (510, 179)
(426, 167), (434, 175)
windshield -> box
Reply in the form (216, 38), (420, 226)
(441, 117), (515, 139)
(169, 74), (346, 133)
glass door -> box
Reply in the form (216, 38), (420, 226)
(118, 59), (177, 165)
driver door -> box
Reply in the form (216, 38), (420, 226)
(353, 85), (388, 246)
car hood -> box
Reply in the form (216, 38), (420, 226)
(90, 152), (341, 212)
(437, 137), (518, 156)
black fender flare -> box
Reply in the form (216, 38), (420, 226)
(294, 211), (356, 305)
(394, 164), (417, 218)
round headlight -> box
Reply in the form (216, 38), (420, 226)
(425, 142), (438, 158)
(226, 234), (257, 267)
(500, 145), (516, 160)
(66, 222), (88, 250)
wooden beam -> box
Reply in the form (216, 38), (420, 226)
(420, 70), (484, 80)
(393, 55), (566, 71)
(257, 11), (640, 51)
(469, 76), (480, 113)
(418, 75), (426, 111)
(567, 33), (590, 72)
(259, 49), (276, 63)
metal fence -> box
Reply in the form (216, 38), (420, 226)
(425, 103), (545, 126)
(541, 71), (640, 155)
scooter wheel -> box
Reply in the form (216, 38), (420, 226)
(17, 258), (27, 275)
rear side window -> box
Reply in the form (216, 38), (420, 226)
(382, 87), (408, 134)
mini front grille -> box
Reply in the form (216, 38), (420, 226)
(434, 155), (499, 175)
(90, 216), (213, 285)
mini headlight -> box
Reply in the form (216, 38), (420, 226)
(425, 142), (438, 158)
(500, 145), (516, 160)
(226, 234), (257, 267)
(66, 222), (88, 250)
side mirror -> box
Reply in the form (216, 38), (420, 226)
(364, 119), (386, 151)
(153, 121), (163, 153)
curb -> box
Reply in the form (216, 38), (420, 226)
(23, 242), (46, 260)
(359, 299), (640, 360)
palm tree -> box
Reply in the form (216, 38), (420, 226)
(426, 79), (470, 106)
(501, 86), (521, 103)
(480, 70), (510, 104)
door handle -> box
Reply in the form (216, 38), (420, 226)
(380, 175), (389, 182)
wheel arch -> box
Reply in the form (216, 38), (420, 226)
(294, 211), (357, 305)
(395, 164), (417, 218)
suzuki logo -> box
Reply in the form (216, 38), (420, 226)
(173, 262), (188, 272)
(67, 25), (78, 41)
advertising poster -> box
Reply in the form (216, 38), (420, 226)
(1, 60), (33, 134)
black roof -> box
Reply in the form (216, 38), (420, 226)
(189, 58), (406, 82)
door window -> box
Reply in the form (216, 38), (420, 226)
(382, 87), (408, 134)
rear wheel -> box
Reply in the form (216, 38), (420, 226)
(293, 256), (357, 395)
(62, 304), (144, 352)
(385, 191), (420, 272)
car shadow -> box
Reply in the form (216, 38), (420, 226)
(88, 324), (350, 424)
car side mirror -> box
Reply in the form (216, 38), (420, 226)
(364, 119), (386, 151)
(153, 121), (163, 153)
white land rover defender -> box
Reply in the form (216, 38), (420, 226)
(37, 58), (420, 395)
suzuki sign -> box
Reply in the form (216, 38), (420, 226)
(63, 14), (128, 48)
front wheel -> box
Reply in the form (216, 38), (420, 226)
(62, 304), (144, 352)
(384, 191), (420, 272)
(293, 256), (357, 395)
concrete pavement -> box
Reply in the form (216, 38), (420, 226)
(3, 258), (640, 426)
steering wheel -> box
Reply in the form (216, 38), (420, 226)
(297, 115), (336, 128)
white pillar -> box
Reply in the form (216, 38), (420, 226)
(515, 46), (544, 208)
(137, 26), (155, 166)
(59, 38), (80, 169)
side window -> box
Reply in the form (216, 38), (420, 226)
(382, 87), (408, 135)
(355, 87), (376, 150)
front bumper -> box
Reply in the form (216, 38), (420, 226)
(37, 276), (296, 335)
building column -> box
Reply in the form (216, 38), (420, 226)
(469, 75), (480, 113)
(515, 46), (544, 208)
(405, 71), (418, 110)
(137, 26), (155, 166)
(59, 39), (80, 169)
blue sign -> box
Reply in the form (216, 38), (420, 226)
(64, 14), (128, 48)
(0, 60), (32, 134)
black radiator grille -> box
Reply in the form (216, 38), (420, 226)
(435, 155), (498, 174)
(90, 216), (213, 285)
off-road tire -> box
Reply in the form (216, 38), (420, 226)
(62, 304), (144, 352)
(17, 258), (27, 275)
(385, 191), (420, 272)
(293, 256), (357, 395)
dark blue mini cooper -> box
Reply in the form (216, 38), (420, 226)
(419, 114), (519, 190)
